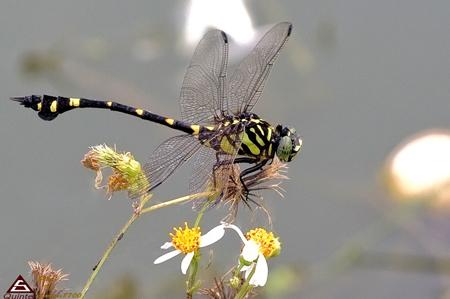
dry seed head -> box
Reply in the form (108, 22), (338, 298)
(106, 171), (130, 196)
(81, 144), (149, 198)
(208, 156), (288, 221)
(198, 277), (257, 299)
(81, 150), (101, 171)
(28, 261), (68, 299)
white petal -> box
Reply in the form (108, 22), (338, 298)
(161, 242), (173, 249)
(153, 250), (181, 264)
(250, 254), (268, 287)
(200, 224), (225, 247)
(222, 223), (247, 243)
(242, 240), (259, 262)
(181, 251), (195, 274)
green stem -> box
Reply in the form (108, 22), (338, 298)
(185, 201), (211, 298)
(194, 201), (210, 228)
(233, 263), (245, 277)
(141, 192), (213, 215)
(235, 262), (256, 299)
(186, 252), (200, 298)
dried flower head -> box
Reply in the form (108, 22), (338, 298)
(198, 277), (257, 299)
(81, 144), (149, 199)
(28, 261), (68, 299)
(206, 156), (288, 222)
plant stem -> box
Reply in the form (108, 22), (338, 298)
(141, 192), (212, 215)
(186, 252), (199, 299)
(79, 191), (212, 299)
(234, 263), (256, 299)
(79, 195), (150, 299)
(186, 201), (211, 298)
(233, 263), (244, 277)
(193, 201), (210, 227)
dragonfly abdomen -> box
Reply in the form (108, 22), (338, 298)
(11, 94), (205, 135)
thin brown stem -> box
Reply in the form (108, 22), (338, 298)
(141, 192), (213, 215)
(79, 195), (150, 298)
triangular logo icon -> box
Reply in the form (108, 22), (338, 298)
(5, 275), (35, 297)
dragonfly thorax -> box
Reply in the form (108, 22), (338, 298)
(199, 114), (277, 160)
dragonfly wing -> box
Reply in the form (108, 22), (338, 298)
(136, 134), (202, 197)
(228, 22), (292, 115)
(189, 145), (217, 195)
(180, 29), (229, 125)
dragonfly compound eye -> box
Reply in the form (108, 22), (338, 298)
(277, 136), (293, 162)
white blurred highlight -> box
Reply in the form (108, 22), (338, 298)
(185, 0), (255, 45)
(387, 130), (450, 199)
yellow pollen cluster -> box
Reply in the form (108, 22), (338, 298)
(246, 228), (281, 258)
(170, 223), (201, 254)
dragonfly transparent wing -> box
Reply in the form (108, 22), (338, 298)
(180, 29), (229, 125)
(138, 134), (203, 197)
(189, 145), (217, 195)
(227, 22), (292, 115)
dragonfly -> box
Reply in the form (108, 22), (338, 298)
(11, 22), (302, 204)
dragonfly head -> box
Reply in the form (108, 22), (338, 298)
(275, 126), (302, 162)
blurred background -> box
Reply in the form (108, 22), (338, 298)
(1, 0), (450, 298)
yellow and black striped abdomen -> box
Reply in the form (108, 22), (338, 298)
(12, 94), (206, 135)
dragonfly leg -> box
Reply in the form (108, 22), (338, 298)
(238, 159), (269, 201)
(233, 157), (257, 164)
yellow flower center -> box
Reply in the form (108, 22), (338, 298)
(170, 223), (201, 254)
(246, 228), (281, 258)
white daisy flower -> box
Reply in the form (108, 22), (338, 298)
(224, 223), (281, 287)
(154, 223), (225, 274)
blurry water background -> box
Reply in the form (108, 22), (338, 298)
(1, 0), (450, 298)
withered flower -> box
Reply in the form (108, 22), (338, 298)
(198, 277), (258, 299)
(28, 261), (69, 299)
(206, 157), (288, 222)
(81, 144), (149, 200)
